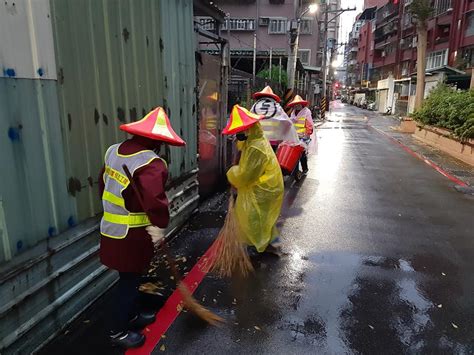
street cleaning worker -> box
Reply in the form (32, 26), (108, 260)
(251, 86), (299, 150)
(98, 107), (185, 349)
(223, 105), (284, 254)
(287, 95), (314, 174)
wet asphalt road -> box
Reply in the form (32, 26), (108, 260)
(156, 104), (474, 354)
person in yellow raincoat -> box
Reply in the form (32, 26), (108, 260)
(222, 105), (284, 254)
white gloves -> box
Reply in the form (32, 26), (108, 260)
(146, 226), (166, 244)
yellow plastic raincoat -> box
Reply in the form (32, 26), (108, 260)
(227, 123), (284, 252)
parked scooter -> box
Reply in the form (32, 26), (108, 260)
(312, 106), (322, 121)
(383, 106), (392, 115)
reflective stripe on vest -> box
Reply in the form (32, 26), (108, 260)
(260, 119), (281, 141)
(100, 143), (163, 239)
(293, 117), (306, 136)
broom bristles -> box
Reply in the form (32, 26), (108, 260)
(211, 195), (254, 278)
(177, 283), (224, 325)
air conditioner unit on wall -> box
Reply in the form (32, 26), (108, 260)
(259, 17), (269, 26)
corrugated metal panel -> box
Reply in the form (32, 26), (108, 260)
(50, 0), (198, 222)
(0, 0), (74, 262)
(159, 0), (198, 177)
(0, 78), (74, 263)
(0, 0), (57, 80)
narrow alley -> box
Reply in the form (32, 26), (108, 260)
(43, 103), (474, 354)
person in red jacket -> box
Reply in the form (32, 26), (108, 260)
(98, 107), (185, 349)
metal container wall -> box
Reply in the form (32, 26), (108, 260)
(0, 0), (197, 260)
(50, 0), (198, 222)
(0, 0), (74, 263)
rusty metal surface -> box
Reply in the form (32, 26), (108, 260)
(50, 0), (198, 221)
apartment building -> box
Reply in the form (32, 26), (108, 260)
(346, 0), (473, 115)
(197, 1), (322, 72)
(195, 0), (343, 104)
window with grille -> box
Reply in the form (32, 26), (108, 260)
(298, 49), (311, 65)
(269, 18), (287, 34)
(426, 49), (448, 69)
(462, 47), (474, 67)
(466, 12), (474, 37)
(196, 17), (215, 31)
(434, 0), (452, 16)
(401, 61), (410, 76)
(300, 18), (313, 34)
(222, 18), (256, 31)
(403, 13), (412, 26)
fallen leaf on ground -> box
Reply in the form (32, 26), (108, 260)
(452, 323), (459, 329)
(213, 299), (217, 303)
(368, 325), (374, 330)
(170, 276), (175, 280)
(235, 339), (240, 343)
(254, 326), (261, 331)
(437, 304), (443, 308)
(83, 320), (90, 324)
(161, 335), (167, 339)
(177, 304), (183, 312)
(160, 344), (166, 351)
(442, 272), (446, 276)
(64, 330), (70, 335)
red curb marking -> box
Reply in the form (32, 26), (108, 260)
(369, 125), (468, 187)
(126, 241), (219, 355)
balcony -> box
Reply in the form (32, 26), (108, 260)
(402, 49), (415, 61)
(435, 36), (450, 45)
(374, 35), (397, 50)
(434, 0), (452, 17)
(375, 2), (399, 25)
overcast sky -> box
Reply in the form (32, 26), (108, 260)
(335, 0), (364, 65)
(339, 0), (364, 41)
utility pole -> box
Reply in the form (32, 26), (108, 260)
(252, 33), (257, 82)
(269, 47), (273, 81)
(321, 5), (356, 115)
(321, 7), (329, 113)
(287, 3), (318, 90)
(287, 22), (300, 90)
(279, 56), (282, 85)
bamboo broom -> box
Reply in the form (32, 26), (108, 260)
(211, 193), (254, 278)
(122, 164), (223, 326)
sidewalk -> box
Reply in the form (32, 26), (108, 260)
(365, 112), (474, 188)
(38, 193), (229, 355)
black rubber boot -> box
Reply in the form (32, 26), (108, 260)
(109, 330), (145, 349)
(129, 311), (156, 330)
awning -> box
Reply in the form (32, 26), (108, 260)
(303, 65), (322, 73)
(410, 65), (466, 77)
(193, 0), (226, 22)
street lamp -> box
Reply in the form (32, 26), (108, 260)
(308, 4), (319, 15)
(287, 2), (318, 90)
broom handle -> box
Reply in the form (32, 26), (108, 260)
(122, 164), (183, 284)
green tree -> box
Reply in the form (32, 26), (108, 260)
(257, 65), (288, 88)
(408, 0), (433, 110)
